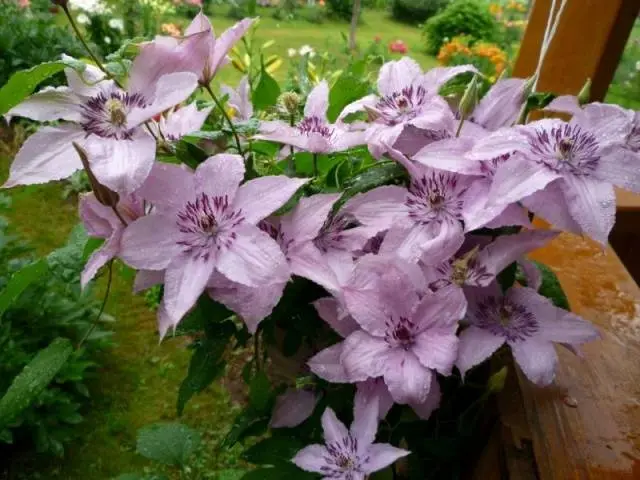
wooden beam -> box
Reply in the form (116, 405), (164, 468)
(514, 0), (640, 101)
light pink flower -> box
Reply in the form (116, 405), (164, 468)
(292, 399), (409, 479)
(255, 81), (366, 154)
(6, 62), (198, 193)
(79, 192), (144, 288)
(271, 389), (319, 428)
(119, 156), (308, 335)
(221, 76), (253, 121)
(457, 284), (599, 385)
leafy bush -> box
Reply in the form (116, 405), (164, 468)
(391, 0), (449, 24)
(423, 0), (501, 55)
(0, 205), (112, 456)
(326, 0), (355, 22)
(0, 2), (86, 88)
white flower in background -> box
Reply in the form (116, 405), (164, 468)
(299, 45), (316, 57)
(76, 13), (90, 25)
(108, 18), (125, 32)
(69, 0), (108, 14)
(287, 48), (297, 57)
(104, 36), (111, 45)
(635, 61), (640, 72)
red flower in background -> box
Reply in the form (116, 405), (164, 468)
(389, 40), (408, 54)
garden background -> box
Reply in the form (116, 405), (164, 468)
(0, 0), (638, 478)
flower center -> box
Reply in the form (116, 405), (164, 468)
(385, 316), (416, 350)
(375, 85), (428, 125)
(81, 90), (148, 140)
(313, 212), (359, 253)
(474, 296), (539, 343)
(176, 192), (245, 259)
(406, 172), (466, 227)
(325, 436), (361, 476)
(298, 116), (334, 138)
(529, 124), (600, 176)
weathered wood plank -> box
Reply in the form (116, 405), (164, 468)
(524, 228), (640, 479)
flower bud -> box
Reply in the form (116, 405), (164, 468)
(458, 74), (480, 119)
(72, 142), (120, 208)
(577, 78), (591, 105)
(487, 366), (508, 394)
(278, 92), (301, 117)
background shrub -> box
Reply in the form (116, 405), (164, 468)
(423, 0), (501, 55)
(391, 0), (449, 25)
(0, 2), (86, 88)
(326, 0), (355, 22)
(0, 203), (112, 456)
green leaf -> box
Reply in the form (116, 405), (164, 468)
(0, 338), (73, 428)
(249, 371), (272, 413)
(136, 422), (201, 467)
(223, 408), (270, 448)
(0, 259), (48, 318)
(0, 428), (13, 444)
(175, 295), (234, 337)
(177, 322), (235, 415)
(114, 475), (169, 480)
(343, 162), (407, 201)
(533, 260), (571, 310)
(182, 130), (225, 142)
(0, 62), (67, 115)
(327, 73), (369, 122)
(175, 139), (209, 169)
(83, 237), (105, 262)
(242, 435), (304, 465)
(497, 262), (517, 293)
(241, 464), (317, 480)
(252, 66), (281, 112)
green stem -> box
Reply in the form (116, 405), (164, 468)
(62, 6), (123, 89)
(455, 114), (466, 137)
(77, 261), (113, 350)
(313, 153), (319, 177)
(288, 113), (296, 174)
(253, 330), (261, 372)
(203, 83), (244, 157)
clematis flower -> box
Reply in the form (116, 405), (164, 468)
(221, 76), (253, 121)
(468, 110), (640, 244)
(348, 147), (516, 264)
(340, 267), (466, 404)
(79, 192), (144, 288)
(254, 81), (366, 154)
(271, 389), (319, 428)
(338, 57), (477, 158)
(5, 61), (198, 193)
(457, 284), (599, 385)
(119, 155), (308, 335)
(150, 102), (213, 141)
(130, 12), (254, 89)
(292, 399), (409, 479)
(468, 77), (530, 132)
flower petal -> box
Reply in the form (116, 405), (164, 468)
(234, 176), (309, 224)
(456, 326), (505, 378)
(81, 232), (121, 288)
(79, 192), (117, 237)
(314, 297), (358, 337)
(120, 214), (181, 270)
(410, 377), (441, 420)
(136, 161), (194, 212)
(471, 78), (527, 131)
(595, 147), (640, 194)
(522, 180), (582, 234)
(133, 269), (165, 293)
(308, 342), (351, 383)
(341, 331), (389, 381)
(377, 57), (423, 96)
(271, 390), (318, 428)
(337, 94), (378, 122)
(544, 95), (582, 116)
(64, 63), (111, 98)
(292, 444), (330, 474)
(466, 127), (529, 161)
(344, 185), (408, 232)
(206, 18), (255, 82)
(561, 175), (615, 245)
(321, 407), (349, 444)
(4, 125), (85, 187)
(7, 86), (81, 122)
(282, 193), (342, 243)
(412, 137), (481, 174)
(511, 340), (558, 386)
(363, 444), (410, 474)
(288, 243), (340, 293)
(351, 387), (379, 446)
(421, 65), (479, 96)
(355, 379), (395, 421)
(304, 80), (329, 119)
(194, 153), (245, 201)
(161, 102), (213, 140)
(217, 223), (289, 287)
(413, 286), (467, 330)
(163, 253), (217, 325)
(488, 155), (560, 206)
(383, 349), (433, 404)
(413, 327), (459, 375)
(86, 131), (156, 194)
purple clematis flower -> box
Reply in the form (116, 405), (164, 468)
(338, 57), (477, 158)
(340, 266), (465, 404)
(255, 81), (366, 154)
(79, 192), (144, 288)
(150, 102), (213, 141)
(457, 284), (599, 385)
(468, 108), (639, 244)
(221, 76), (253, 121)
(271, 389), (319, 428)
(130, 12), (254, 88)
(6, 61), (198, 193)
(292, 398), (409, 479)
(119, 155), (308, 335)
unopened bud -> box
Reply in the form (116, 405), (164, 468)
(577, 78), (591, 105)
(278, 92), (301, 117)
(487, 366), (508, 394)
(72, 142), (119, 208)
(522, 74), (537, 98)
(458, 74), (480, 119)
(363, 105), (381, 122)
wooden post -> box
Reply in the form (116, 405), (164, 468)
(513, 0), (640, 100)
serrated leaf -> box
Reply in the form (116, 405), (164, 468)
(252, 66), (280, 111)
(0, 259), (48, 318)
(0, 338), (73, 428)
(136, 422), (201, 467)
(242, 435), (304, 465)
(0, 62), (67, 115)
(533, 260), (570, 310)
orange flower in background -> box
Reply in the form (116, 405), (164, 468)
(437, 36), (508, 79)
(161, 23), (182, 37)
(489, 2), (503, 18)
